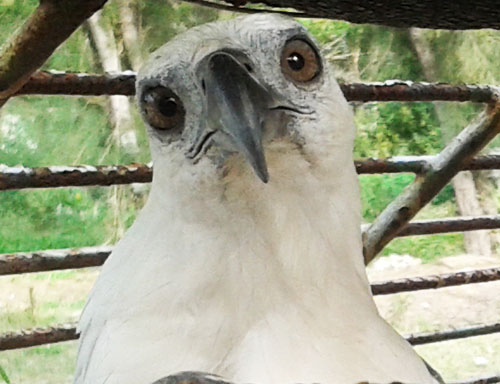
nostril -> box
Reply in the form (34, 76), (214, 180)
(244, 63), (253, 73)
(201, 79), (206, 93)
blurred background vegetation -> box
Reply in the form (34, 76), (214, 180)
(0, 0), (499, 383)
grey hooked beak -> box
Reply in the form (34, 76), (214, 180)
(203, 52), (271, 183)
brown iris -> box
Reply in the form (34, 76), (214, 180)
(142, 86), (185, 130)
(280, 39), (321, 84)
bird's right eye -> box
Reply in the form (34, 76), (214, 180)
(141, 87), (185, 130)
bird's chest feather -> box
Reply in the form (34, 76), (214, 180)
(79, 154), (434, 384)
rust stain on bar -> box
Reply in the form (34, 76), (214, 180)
(0, 163), (152, 191)
(3, 321), (500, 351)
(0, 323), (78, 351)
(0, 246), (111, 275)
(371, 267), (500, 295)
(3, 246), (500, 296)
(14, 73), (500, 103)
(0, 0), (109, 104)
(5, 156), (500, 191)
(363, 102), (500, 264)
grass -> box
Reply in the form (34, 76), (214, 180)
(0, 343), (78, 384)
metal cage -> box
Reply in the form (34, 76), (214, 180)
(1, 1), (499, 383)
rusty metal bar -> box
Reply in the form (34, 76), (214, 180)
(363, 102), (500, 264)
(3, 246), (500, 297)
(371, 267), (500, 295)
(0, 163), (152, 191)
(2, 320), (500, 351)
(407, 322), (500, 345)
(0, 246), (111, 275)
(183, 0), (500, 30)
(14, 73), (500, 104)
(0, 0), (108, 106)
(355, 155), (500, 174)
(0, 323), (78, 351)
(16, 70), (136, 96)
(5, 155), (500, 191)
(343, 82), (500, 104)
(398, 216), (500, 237)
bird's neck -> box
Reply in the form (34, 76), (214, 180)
(142, 149), (376, 316)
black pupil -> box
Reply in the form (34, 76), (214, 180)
(158, 97), (177, 117)
(287, 52), (305, 71)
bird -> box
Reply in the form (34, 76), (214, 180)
(74, 13), (441, 384)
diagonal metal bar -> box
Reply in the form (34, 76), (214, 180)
(183, 0), (500, 30)
(3, 321), (500, 351)
(13, 72), (500, 104)
(5, 155), (500, 191)
(363, 102), (500, 264)
(0, 0), (108, 106)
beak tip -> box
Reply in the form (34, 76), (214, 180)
(256, 168), (269, 184)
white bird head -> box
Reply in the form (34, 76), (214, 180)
(137, 13), (355, 187)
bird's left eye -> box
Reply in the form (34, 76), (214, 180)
(142, 86), (185, 130)
(280, 39), (321, 84)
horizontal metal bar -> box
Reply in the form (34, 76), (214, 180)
(4, 155), (500, 191)
(14, 72), (500, 103)
(371, 267), (500, 295)
(184, 0), (500, 30)
(343, 82), (499, 104)
(398, 216), (500, 237)
(3, 247), (500, 297)
(355, 155), (500, 174)
(361, 215), (500, 237)
(2, 321), (500, 351)
(16, 70), (136, 96)
(0, 163), (152, 191)
(0, 323), (78, 351)
(407, 322), (500, 346)
(0, 246), (111, 275)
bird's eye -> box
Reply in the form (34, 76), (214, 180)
(142, 86), (185, 130)
(280, 39), (321, 84)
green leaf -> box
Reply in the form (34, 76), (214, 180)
(0, 366), (11, 384)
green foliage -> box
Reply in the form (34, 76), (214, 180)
(354, 102), (442, 158)
(0, 365), (10, 384)
(381, 233), (465, 263)
(360, 174), (414, 221)
(0, 188), (111, 253)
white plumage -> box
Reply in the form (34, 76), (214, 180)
(75, 14), (439, 384)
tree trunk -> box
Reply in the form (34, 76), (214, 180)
(86, 10), (139, 154)
(118, 0), (143, 71)
(409, 28), (492, 257)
